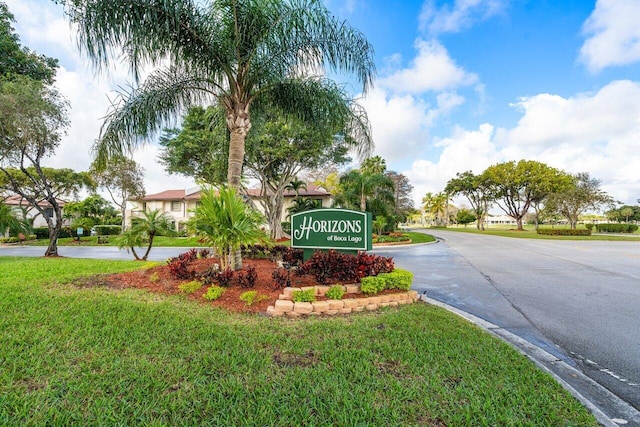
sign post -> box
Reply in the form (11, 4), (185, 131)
(290, 208), (372, 260)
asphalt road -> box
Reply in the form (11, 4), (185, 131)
(373, 230), (640, 418)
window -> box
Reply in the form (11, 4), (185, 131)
(44, 208), (54, 218)
(171, 201), (181, 212)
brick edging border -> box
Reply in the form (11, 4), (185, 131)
(266, 285), (419, 317)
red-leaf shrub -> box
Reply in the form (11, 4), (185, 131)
(167, 256), (195, 279)
(272, 268), (289, 289)
(237, 265), (258, 289)
(298, 250), (395, 284)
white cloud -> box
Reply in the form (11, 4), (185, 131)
(404, 123), (499, 205)
(497, 80), (640, 149)
(403, 80), (640, 207)
(419, 0), (507, 35)
(379, 39), (478, 93)
(579, 0), (640, 72)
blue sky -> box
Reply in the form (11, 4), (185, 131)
(5, 0), (640, 207)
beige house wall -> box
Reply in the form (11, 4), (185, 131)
(125, 188), (332, 233)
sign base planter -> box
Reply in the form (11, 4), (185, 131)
(265, 287), (419, 317)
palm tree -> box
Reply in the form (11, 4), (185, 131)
(0, 202), (20, 237)
(65, 0), (375, 191)
(188, 186), (268, 269)
(422, 192), (450, 226)
(117, 209), (175, 261)
(285, 178), (307, 199)
(334, 169), (395, 212)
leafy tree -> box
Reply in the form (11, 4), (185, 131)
(117, 209), (175, 261)
(0, 167), (93, 254)
(63, 194), (120, 227)
(160, 106), (363, 238)
(545, 172), (614, 229)
(386, 171), (414, 223)
(64, 0), (374, 189)
(188, 186), (268, 270)
(481, 160), (565, 231)
(0, 2), (58, 83)
(0, 74), (94, 255)
(158, 107), (229, 185)
(90, 156), (145, 231)
(455, 208), (477, 227)
(445, 171), (491, 230)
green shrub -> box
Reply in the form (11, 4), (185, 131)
(149, 272), (160, 283)
(584, 223), (594, 231)
(595, 223), (638, 233)
(325, 285), (346, 300)
(178, 280), (203, 294)
(360, 276), (386, 295)
(94, 225), (122, 235)
(292, 288), (316, 303)
(537, 229), (591, 236)
(33, 227), (49, 239)
(239, 290), (268, 306)
(203, 286), (225, 301)
(380, 269), (414, 291)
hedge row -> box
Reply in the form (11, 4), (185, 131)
(94, 225), (122, 235)
(585, 223), (638, 233)
(0, 235), (37, 244)
(537, 229), (591, 236)
(360, 268), (414, 295)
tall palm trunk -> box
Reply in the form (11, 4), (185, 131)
(226, 104), (251, 269)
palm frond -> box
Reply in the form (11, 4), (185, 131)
(92, 67), (220, 167)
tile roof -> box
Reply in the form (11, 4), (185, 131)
(3, 195), (66, 207)
(138, 184), (330, 201)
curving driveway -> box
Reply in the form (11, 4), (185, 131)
(373, 229), (640, 420)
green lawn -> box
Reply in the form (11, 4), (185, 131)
(27, 235), (207, 247)
(29, 232), (436, 248)
(0, 257), (597, 425)
(432, 224), (640, 241)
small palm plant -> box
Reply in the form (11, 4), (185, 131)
(117, 209), (176, 260)
(189, 186), (269, 270)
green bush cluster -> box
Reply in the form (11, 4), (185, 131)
(325, 285), (346, 300)
(537, 229), (591, 236)
(360, 276), (386, 295)
(239, 290), (268, 306)
(178, 280), (203, 294)
(0, 235), (36, 244)
(383, 269), (414, 291)
(592, 223), (638, 233)
(32, 227), (51, 239)
(292, 288), (316, 303)
(203, 286), (225, 301)
(360, 268), (414, 295)
(94, 225), (122, 235)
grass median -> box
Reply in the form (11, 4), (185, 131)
(430, 225), (640, 241)
(0, 257), (597, 425)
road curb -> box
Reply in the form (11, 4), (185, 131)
(419, 294), (640, 427)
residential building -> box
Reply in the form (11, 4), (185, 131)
(3, 195), (67, 228)
(125, 184), (332, 231)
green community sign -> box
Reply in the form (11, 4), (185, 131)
(291, 208), (372, 252)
